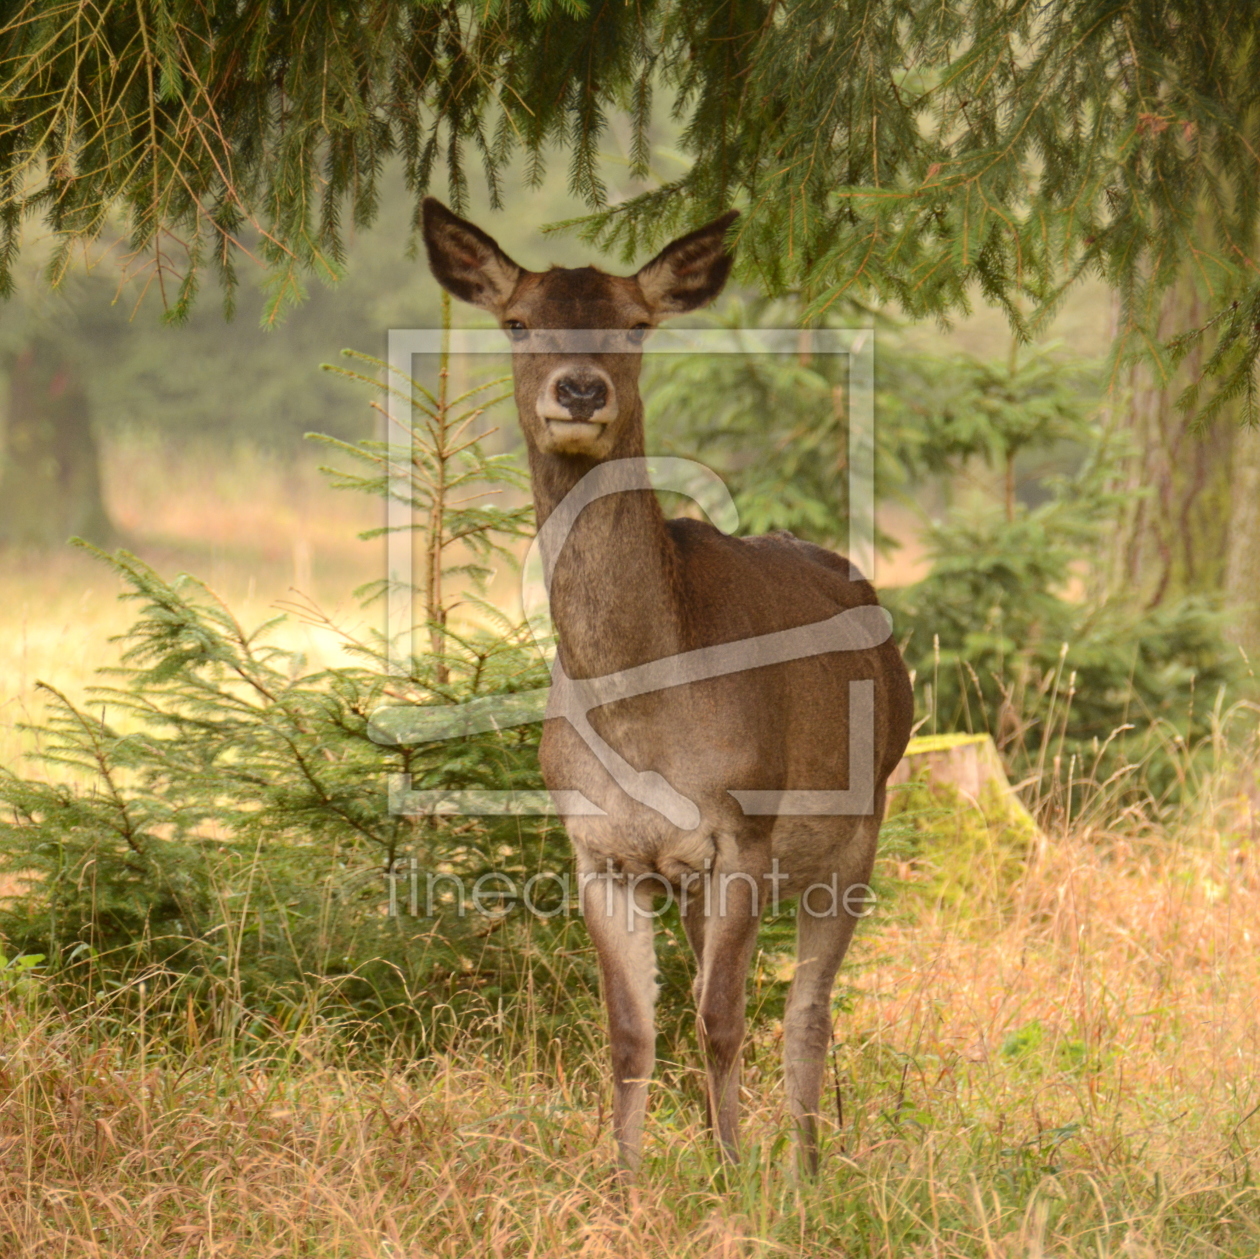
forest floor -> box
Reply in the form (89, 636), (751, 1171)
(2, 795), (1259, 1256)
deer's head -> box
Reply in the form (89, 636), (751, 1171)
(422, 199), (737, 459)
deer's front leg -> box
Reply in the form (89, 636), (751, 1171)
(693, 859), (764, 1162)
(580, 869), (659, 1174)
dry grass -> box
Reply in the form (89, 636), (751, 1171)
(3, 794), (1259, 1257)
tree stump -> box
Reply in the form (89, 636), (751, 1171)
(890, 732), (1032, 820)
(885, 732), (1041, 905)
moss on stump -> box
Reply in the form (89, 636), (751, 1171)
(883, 733), (1040, 909)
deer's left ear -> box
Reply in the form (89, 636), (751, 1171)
(422, 198), (524, 313)
(635, 210), (739, 316)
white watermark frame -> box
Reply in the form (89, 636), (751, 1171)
(372, 328), (877, 820)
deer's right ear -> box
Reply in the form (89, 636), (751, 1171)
(422, 198), (523, 312)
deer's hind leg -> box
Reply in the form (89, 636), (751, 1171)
(581, 870), (659, 1175)
(782, 809), (881, 1175)
(690, 852), (766, 1163)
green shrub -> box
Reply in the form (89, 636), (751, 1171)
(0, 335), (602, 1053)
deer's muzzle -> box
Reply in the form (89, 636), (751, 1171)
(535, 366), (620, 454)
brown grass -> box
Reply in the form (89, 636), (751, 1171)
(3, 794), (1259, 1257)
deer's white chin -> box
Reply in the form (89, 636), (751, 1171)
(542, 418), (608, 453)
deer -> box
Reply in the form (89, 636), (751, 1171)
(421, 197), (914, 1176)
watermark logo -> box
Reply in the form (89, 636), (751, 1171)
(378, 856), (877, 927)
(368, 328), (878, 825)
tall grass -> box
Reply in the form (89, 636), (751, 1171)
(4, 744), (1260, 1256)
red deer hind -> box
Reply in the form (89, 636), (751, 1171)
(422, 198), (914, 1175)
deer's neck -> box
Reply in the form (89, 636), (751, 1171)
(528, 421), (684, 679)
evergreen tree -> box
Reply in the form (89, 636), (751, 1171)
(3, 0), (1260, 410)
(0, 341), (573, 1043)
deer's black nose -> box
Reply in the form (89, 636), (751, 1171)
(554, 375), (608, 420)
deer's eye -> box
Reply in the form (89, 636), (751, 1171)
(505, 319), (529, 341)
(627, 323), (650, 344)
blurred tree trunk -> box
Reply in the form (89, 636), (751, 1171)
(0, 337), (114, 549)
(1108, 274), (1235, 610)
(1226, 425), (1260, 660)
